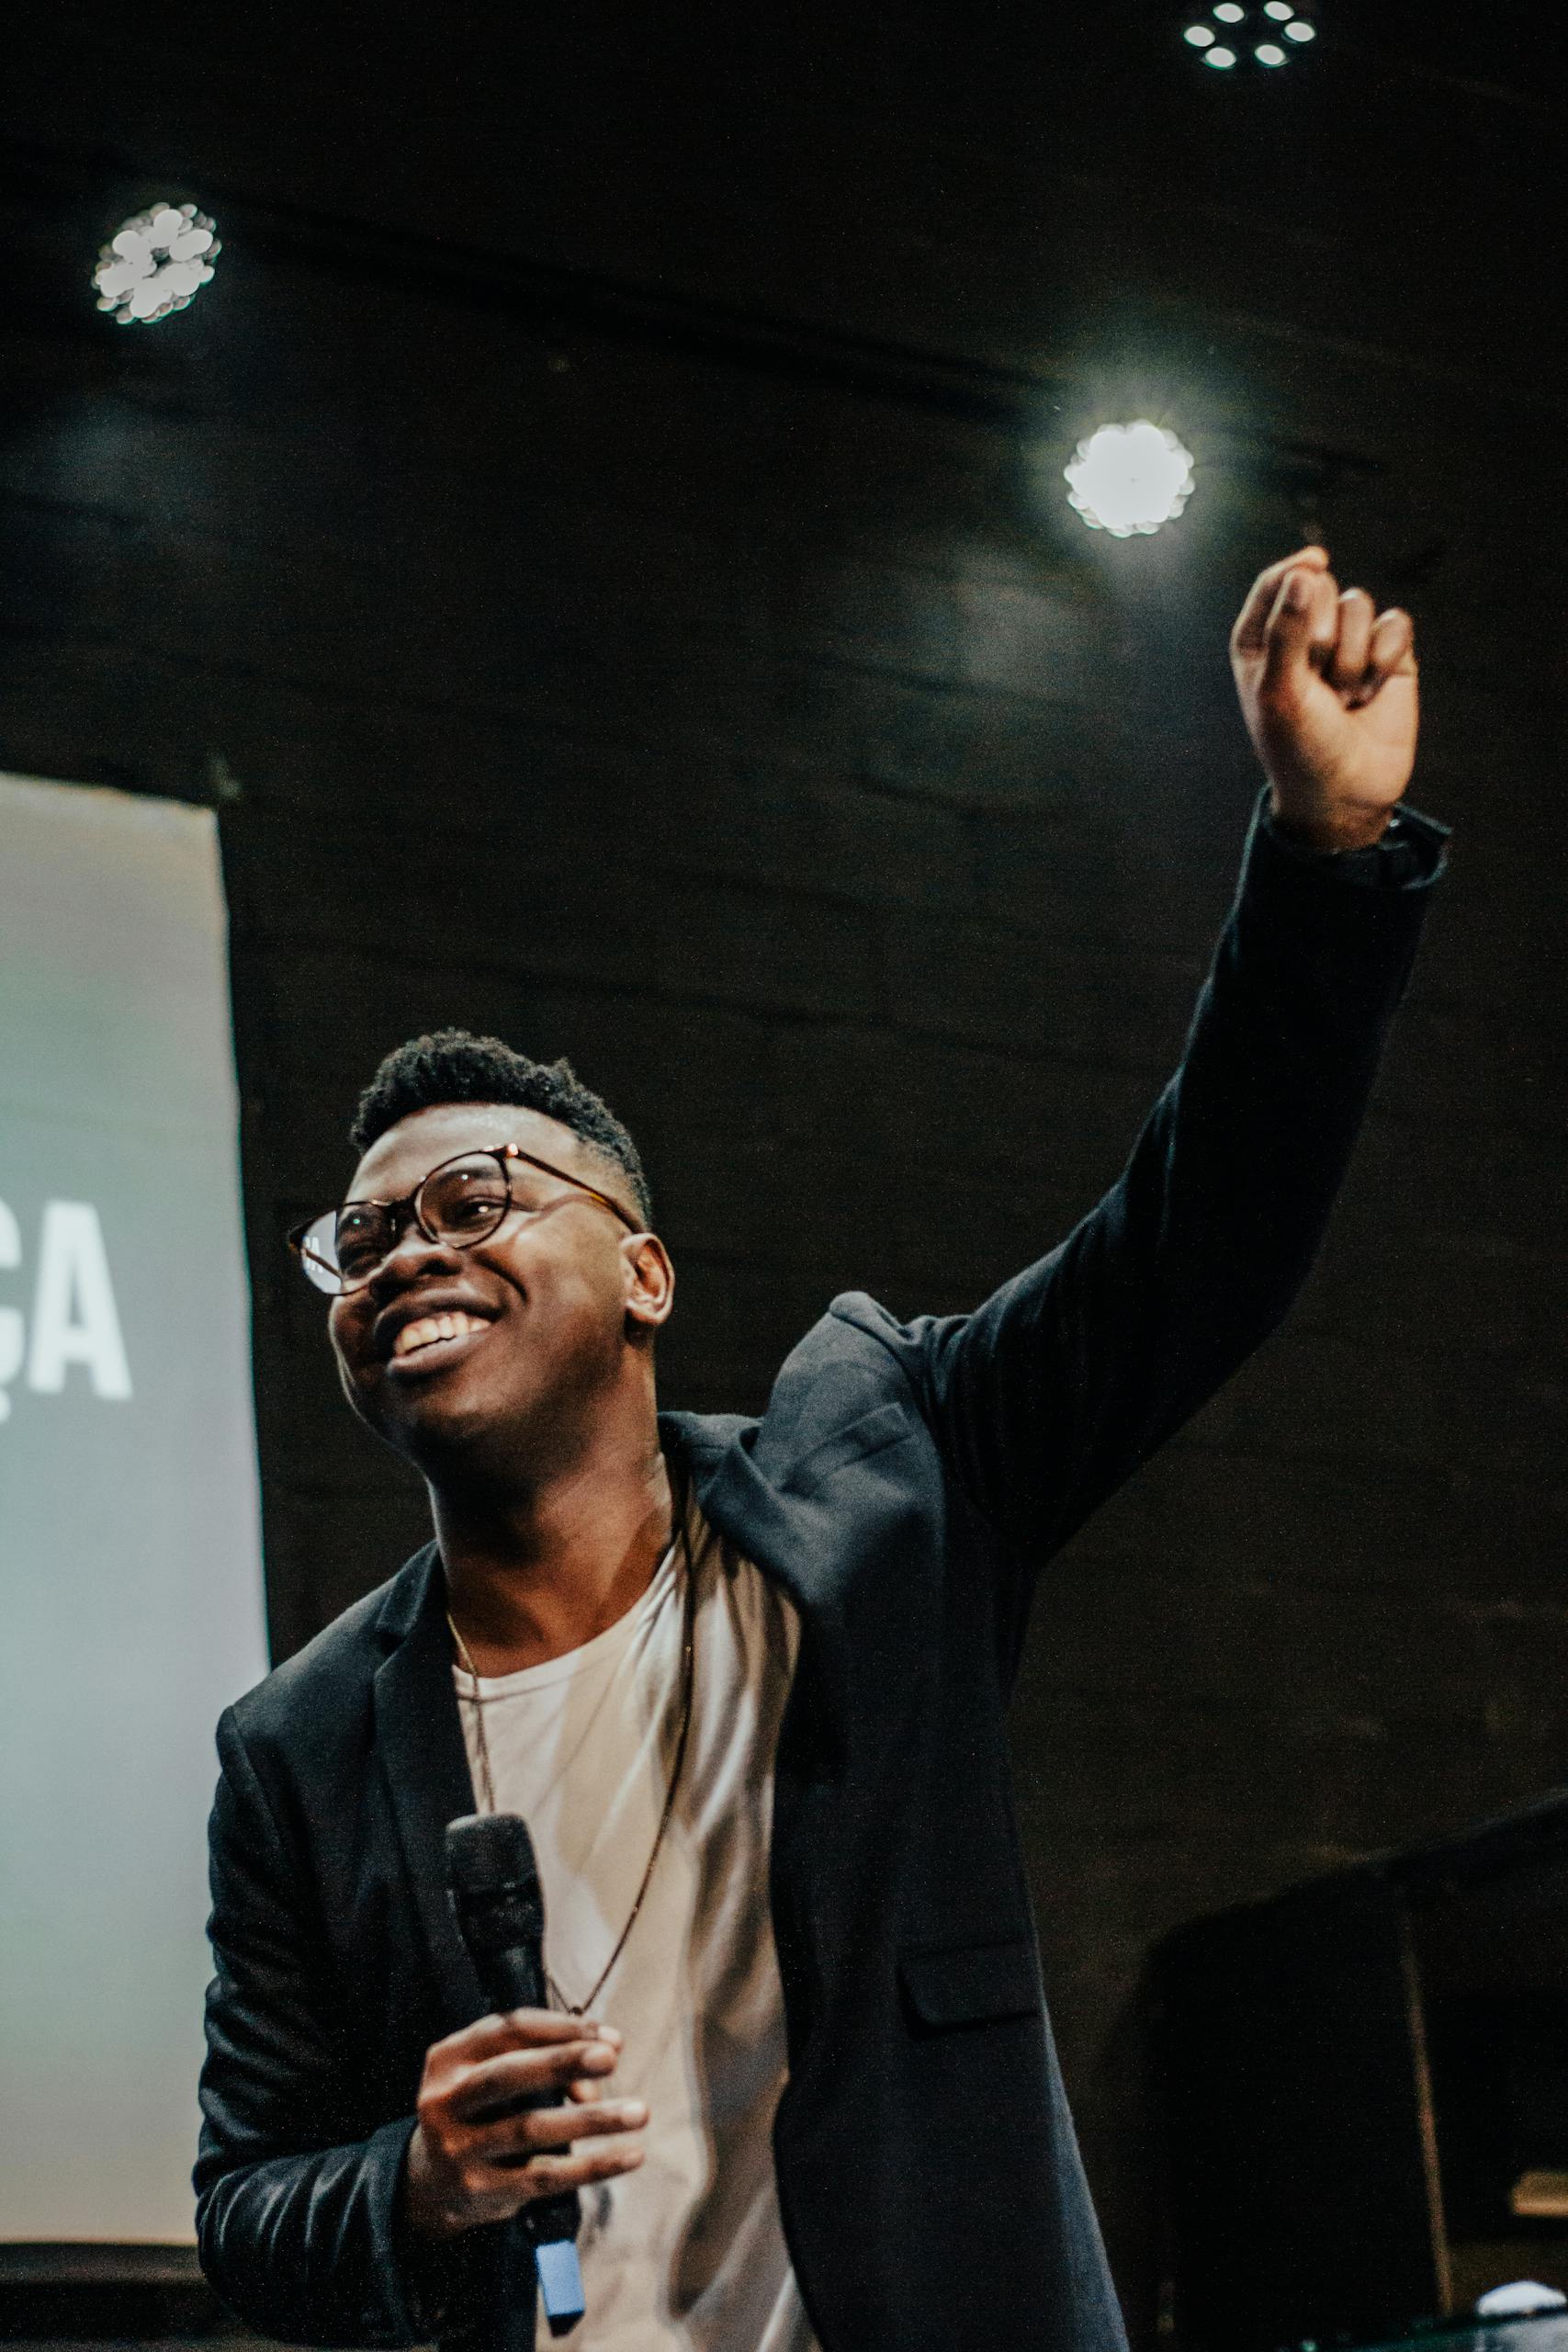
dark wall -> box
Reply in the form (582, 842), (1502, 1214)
(3, 6), (1565, 2330)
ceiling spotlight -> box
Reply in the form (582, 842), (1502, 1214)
(1184, 2), (1314, 68)
(93, 203), (220, 326)
(1064, 422), (1196, 539)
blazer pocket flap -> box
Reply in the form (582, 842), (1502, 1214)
(898, 1936), (1038, 2030)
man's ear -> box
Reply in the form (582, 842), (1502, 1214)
(622, 1231), (675, 1336)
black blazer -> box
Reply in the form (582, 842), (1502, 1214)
(196, 799), (1447, 2352)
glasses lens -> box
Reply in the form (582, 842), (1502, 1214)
(333, 1201), (396, 1289)
(421, 1155), (512, 1247)
(296, 1209), (349, 1294)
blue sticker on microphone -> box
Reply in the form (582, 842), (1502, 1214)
(536, 2239), (585, 2336)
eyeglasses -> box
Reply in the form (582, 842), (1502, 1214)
(288, 1144), (642, 1296)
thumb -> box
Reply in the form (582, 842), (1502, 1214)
(1259, 566), (1325, 705)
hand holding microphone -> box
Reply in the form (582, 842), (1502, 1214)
(402, 1815), (647, 2336)
(402, 2006), (644, 2233)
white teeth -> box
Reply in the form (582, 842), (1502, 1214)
(391, 1311), (488, 1360)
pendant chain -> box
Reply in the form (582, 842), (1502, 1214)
(446, 1489), (698, 2018)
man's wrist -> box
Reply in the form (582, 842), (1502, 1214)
(1255, 787), (1450, 893)
(396, 2125), (465, 2331)
(1268, 791), (1396, 854)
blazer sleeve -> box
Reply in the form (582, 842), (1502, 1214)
(194, 1705), (434, 2348)
(902, 792), (1448, 1580)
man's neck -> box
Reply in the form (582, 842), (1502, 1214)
(432, 1425), (675, 1675)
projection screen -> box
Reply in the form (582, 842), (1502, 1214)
(0, 772), (268, 2245)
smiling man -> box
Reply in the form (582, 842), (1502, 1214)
(196, 549), (1450, 2352)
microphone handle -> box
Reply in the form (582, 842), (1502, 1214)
(471, 1947), (581, 2249)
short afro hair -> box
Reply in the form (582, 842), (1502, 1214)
(349, 1029), (652, 1226)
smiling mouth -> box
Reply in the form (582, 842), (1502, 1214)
(388, 1310), (493, 1369)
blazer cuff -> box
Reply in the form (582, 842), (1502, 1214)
(376, 2114), (438, 2344)
(1256, 787), (1450, 892)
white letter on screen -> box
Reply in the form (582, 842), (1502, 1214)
(27, 1201), (133, 1398)
(0, 1197), (23, 1420)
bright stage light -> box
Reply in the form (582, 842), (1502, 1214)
(92, 203), (220, 326)
(1184, 3), (1315, 66)
(1064, 422), (1196, 539)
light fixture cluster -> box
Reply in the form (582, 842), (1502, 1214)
(92, 203), (220, 326)
(1183, 1), (1316, 69)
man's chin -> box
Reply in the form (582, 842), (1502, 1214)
(349, 1365), (561, 1482)
(346, 1360), (500, 1458)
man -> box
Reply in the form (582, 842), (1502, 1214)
(196, 548), (1448, 2352)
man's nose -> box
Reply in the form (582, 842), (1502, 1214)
(364, 1220), (464, 1302)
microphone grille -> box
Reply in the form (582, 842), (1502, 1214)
(446, 1811), (541, 1898)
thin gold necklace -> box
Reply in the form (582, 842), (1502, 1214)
(446, 1495), (698, 2019)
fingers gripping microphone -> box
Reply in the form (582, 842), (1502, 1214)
(446, 1814), (586, 2339)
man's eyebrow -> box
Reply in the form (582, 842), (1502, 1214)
(340, 1145), (638, 1223)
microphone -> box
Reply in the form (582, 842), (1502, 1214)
(446, 1813), (586, 2339)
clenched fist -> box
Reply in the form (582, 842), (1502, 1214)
(1230, 546), (1419, 851)
(402, 2007), (646, 2242)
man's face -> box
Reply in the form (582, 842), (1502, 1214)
(326, 1102), (665, 1477)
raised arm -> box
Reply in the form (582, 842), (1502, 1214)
(886, 548), (1444, 1584)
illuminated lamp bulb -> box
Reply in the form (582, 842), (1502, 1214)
(1185, 22), (1216, 41)
(1262, 2), (1295, 17)
(1283, 16), (1315, 33)
(1213, 6), (1246, 22)
(1204, 42), (1238, 63)
(1256, 40), (1287, 61)
(92, 202), (220, 326)
(1064, 421), (1196, 538)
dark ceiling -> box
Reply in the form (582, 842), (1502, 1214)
(4, 1), (1559, 391)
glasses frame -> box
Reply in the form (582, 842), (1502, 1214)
(287, 1143), (643, 1295)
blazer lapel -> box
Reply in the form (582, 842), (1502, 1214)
(660, 1409), (818, 1611)
(371, 1544), (489, 2035)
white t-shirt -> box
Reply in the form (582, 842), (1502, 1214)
(452, 1501), (821, 2352)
